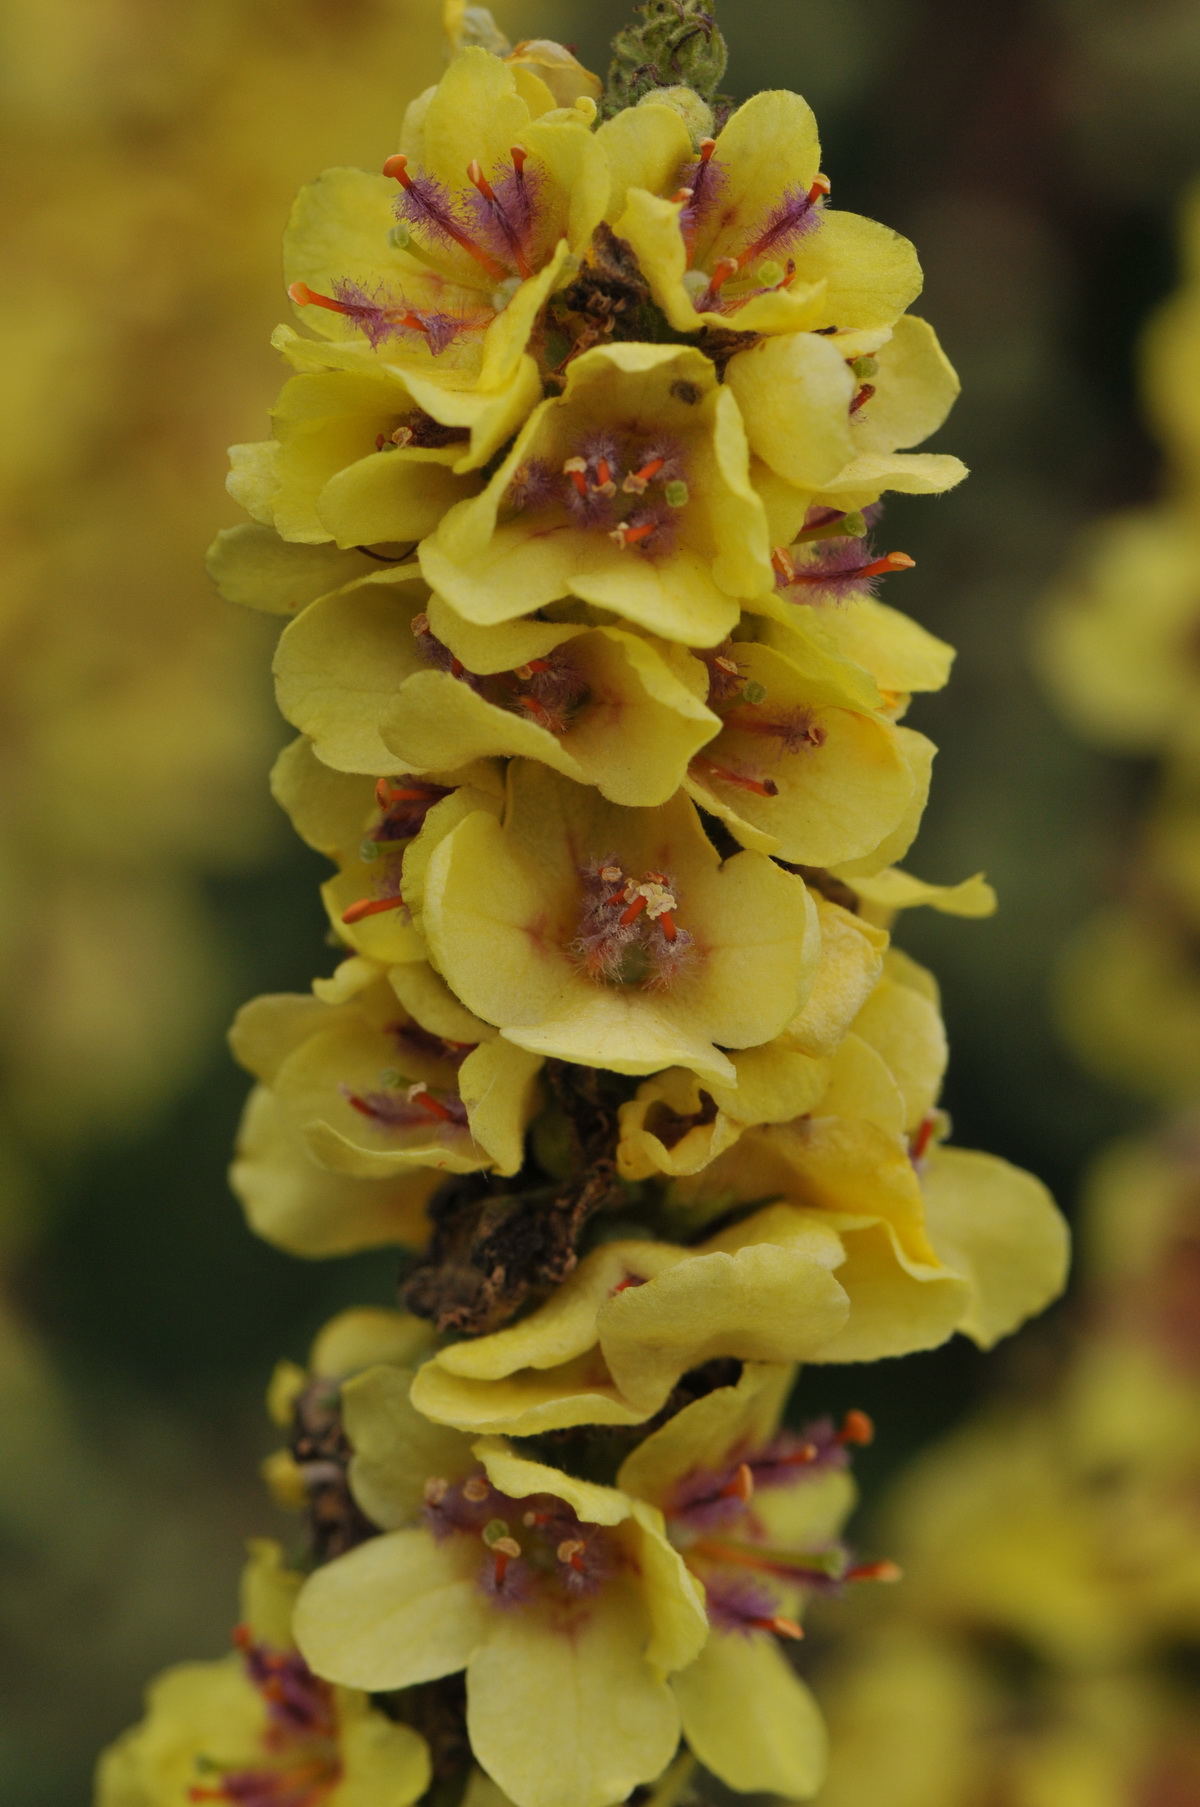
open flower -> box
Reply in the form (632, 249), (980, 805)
(230, 953), (542, 1185)
(270, 726), (504, 966)
(419, 341), (774, 646)
(293, 1372), (708, 1807)
(272, 569), (722, 807)
(682, 634), (930, 868)
(726, 314), (966, 520)
(618, 1362), (884, 1800)
(611, 91), (922, 337)
(96, 1539), (430, 1807)
(418, 760), (821, 1084)
(281, 49), (606, 445)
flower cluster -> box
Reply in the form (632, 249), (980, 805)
(101, 5), (1069, 1804)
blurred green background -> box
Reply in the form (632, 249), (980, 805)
(3, 0), (1199, 1799)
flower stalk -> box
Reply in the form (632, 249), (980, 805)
(99, 4), (1070, 1804)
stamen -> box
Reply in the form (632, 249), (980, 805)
(563, 456), (590, 499)
(849, 382), (876, 415)
(557, 1538), (587, 1571)
(610, 519), (658, 549)
(753, 1613), (804, 1639)
(846, 1559), (902, 1584)
(910, 1113), (938, 1163)
(341, 893), (405, 924)
(424, 1477), (450, 1504)
(404, 1081), (459, 1124)
(288, 280), (467, 355)
(462, 1476), (490, 1503)
(466, 157), (534, 279)
(721, 1463), (755, 1501)
(771, 546), (796, 584)
(692, 755), (779, 798)
(838, 1409), (874, 1447)
(383, 153), (509, 282)
(622, 455), (666, 494)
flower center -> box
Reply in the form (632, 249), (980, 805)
(187, 1630), (340, 1804)
(423, 1468), (621, 1609)
(571, 857), (695, 989)
(410, 614), (591, 735)
(383, 145), (544, 286)
(505, 432), (689, 557)
(675, 138), (830, 313)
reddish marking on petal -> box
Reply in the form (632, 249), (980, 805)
(910, 1113), (937, 1162)
(341, 894), (405, 924)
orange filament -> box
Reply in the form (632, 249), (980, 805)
(690, 1537), (810, 1581)
(753, 1613), (804, 1639)
(619, 892), (649, 927)
(466, 157), (534, 278)
(719, 1463), (755, 1502)
(341, 894), (405, 924)
(405, 1083), (459, 1124)
(375, 779), (440, 806)
(594, 456), (616, 494)
(705, 255), (740, 296)
(513, 693), (563, 732)
(658, 911), (678, 943)
(288, 281), (437, 343)
(808, 175), (831, 201)
(693, 756), (778, 798)
(382, 154), (509, 282)
(610, 520), (658, 549)
(771, 545), (797, 583)
(846, 1559), (902, 1584)
(623, 455), (666, 495)
(511, 144), (528, 175)
(791, 550), (914, 586)
(776, 1442), (820, 1467)
(849, 382), (876, 414)
(910, 1113), (938, 1162)
(563, 456), (590, 498)
(838, 1409), (874, 1447)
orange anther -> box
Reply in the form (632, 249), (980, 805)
(756, 1613), (804, 1639)
(719, 1462), (755, 1502)
(623, 455), (666, 495)
(557, 1538), (587, 1571)
(699, 137), (717, 162)
(839, 1409), (874, 1446)
(467, 157), (496, 202)
(510, 144), (528, 173)
(808, 174), (831, 201)
(771, 545), (797, 584)
(383, 152), (411, 185)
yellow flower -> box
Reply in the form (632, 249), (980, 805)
(230, 954), (542, 1225)
(272, 568), (723, 808)
(281, 49), (606, 448)
(609, 91), (922, 337)
(1034, 507), (1200, 764)
(293, 1370), (707, 1807)
(617, 1362), (868, 1800)
(96, 1539), (430, 1807)
(419, 341), (774, 647)
(682, 633), (934, 869)
(727, 313), (966, 515)
(419, 759), (821, 1084)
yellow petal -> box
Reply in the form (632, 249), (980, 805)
(784, 895), (889, 1058)
(818, 1033), (907, 1136)
(627, 1498), (710, 1672)
(846, 867), (997, 917)
(851, 973), (947, 1131)
(672, 1631), (828, 1798)
(207, 523), (376, 616)
(794, 208), (922, 330)
(311, 1308), (436, 1377)
(921, 1146), (1070, 1348)
(472, 1437), (632, 1525)
(411, 1351), (654, 1436)
(294, 1528), (488, 1691)
(230, 1086), (438, 1257)
(597, 102), (692, 221)
(240, 1538), (303, 1649)
(617, 1362), (794, 1507)
(832, 725), (935, 879)
(274, 568), (430, 773)
(271, 737), (376, 859)
(457, 1038), (543, 1176)
(851, 314), (960, 455)
(336, 1707), (432, 1807)
(341, 1362), (476, 1529)
(227, 439), (279, 523)
(466, 1586), (681, 1807)
(725, 333), (856, 488)
(804, 1217), (970, 1362)
(817, 450), (968, 507)
(596, 1241), (850, 1414)
(806, 595), (955, 699)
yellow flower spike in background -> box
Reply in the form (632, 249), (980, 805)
(814, 177), (1200, 1807)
